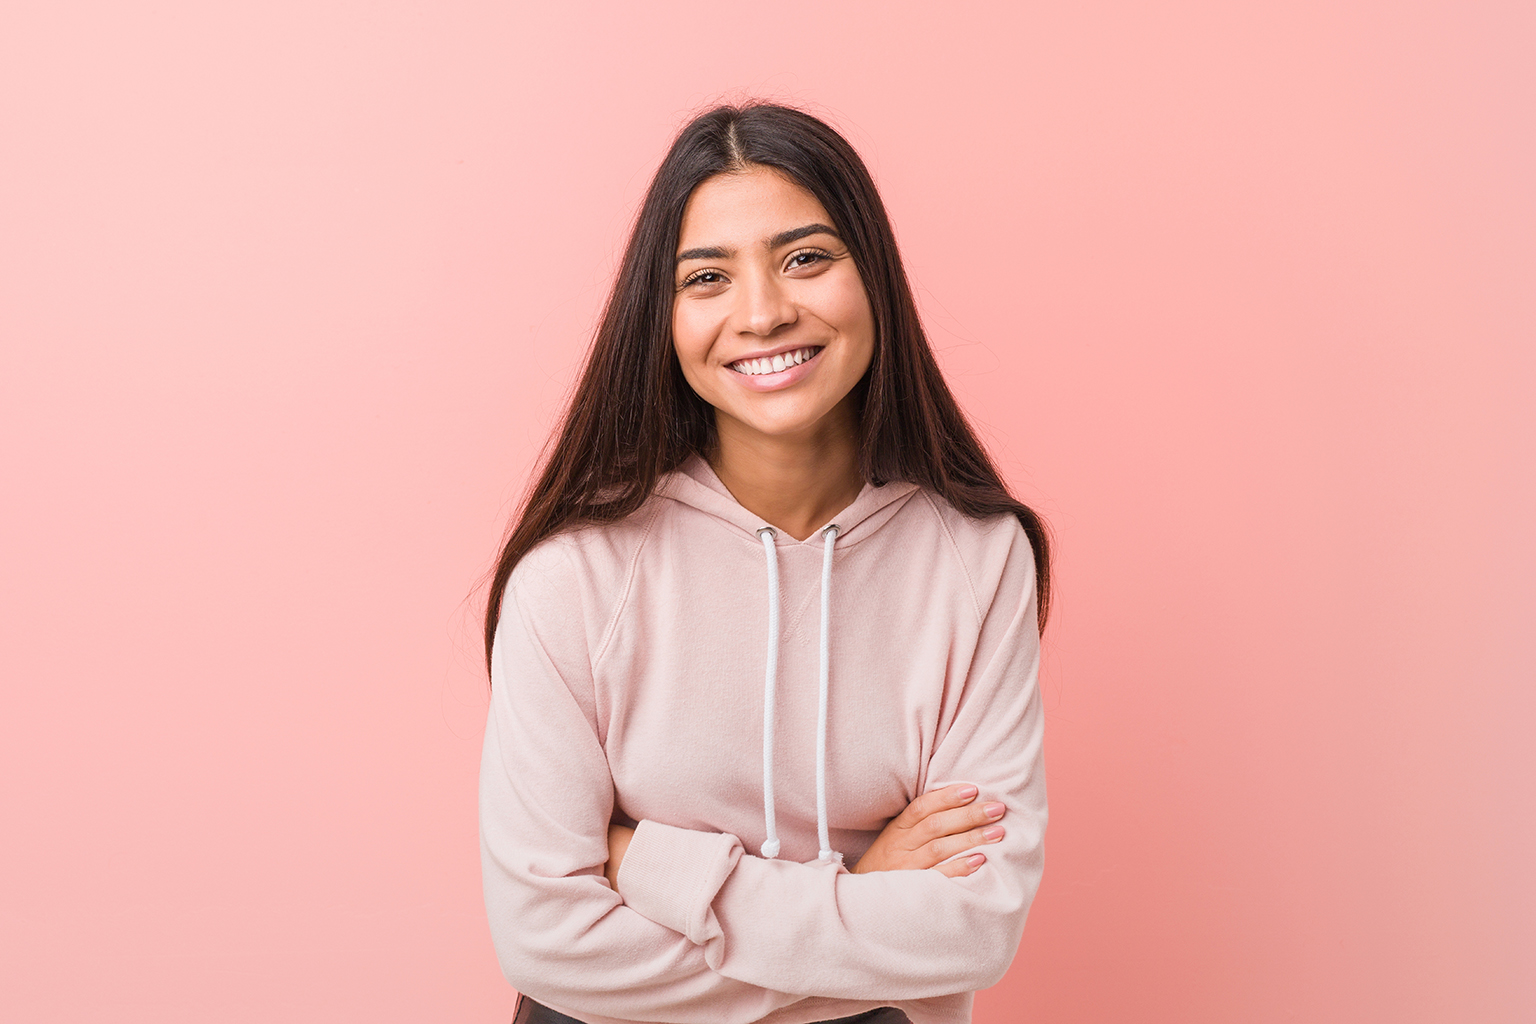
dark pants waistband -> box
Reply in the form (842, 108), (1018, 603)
(514, 995), (912, 1024)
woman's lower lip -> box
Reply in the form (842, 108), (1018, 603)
(727, 349), (822, 391)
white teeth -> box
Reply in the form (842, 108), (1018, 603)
(731, 347), (819, 375)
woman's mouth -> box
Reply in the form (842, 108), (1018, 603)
(728, 346), (823, 376)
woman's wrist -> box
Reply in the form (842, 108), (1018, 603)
(605, 823), (635, 891)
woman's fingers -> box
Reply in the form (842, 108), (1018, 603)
(933, 852), (987, 878)
(854, 786), (1004, 874)
(911, 799), (1006, 846)
(890, 783), (978, 831)
(896, 799), (1007, 870)
(923, 822), (1006, 866)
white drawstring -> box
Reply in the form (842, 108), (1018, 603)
(757, 527), (782, 859)
(816, 524), (839, 862)
(756, 523), (841, 864)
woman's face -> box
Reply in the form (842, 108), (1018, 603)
(671, 165), (875, 448)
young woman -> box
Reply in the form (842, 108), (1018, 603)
(480, 102), (1051, 1024)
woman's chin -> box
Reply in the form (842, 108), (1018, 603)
(714, 401), (860, 451)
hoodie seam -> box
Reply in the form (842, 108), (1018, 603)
(920, 491), (984, 627)
(591, 500), (665, 669)
(682, 837), (721, 944)
(658, 456), (921, 549)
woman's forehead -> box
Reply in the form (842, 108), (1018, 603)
(677, 167), (834, 253)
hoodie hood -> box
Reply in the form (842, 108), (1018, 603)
(655, 455), (920, 862)
(656, 455), (920, 548)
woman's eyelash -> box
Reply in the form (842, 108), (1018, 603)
(787, 249), (833, 268)
(680, 269), (725, 288)
(680, 250), (833, 289)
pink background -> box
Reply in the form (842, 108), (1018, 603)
(3, 1), (1532, 1021)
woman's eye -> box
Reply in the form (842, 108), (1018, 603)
(786, 250), (832, 271)
(681, 270), (726, 289)
(685, 270), (724, 290)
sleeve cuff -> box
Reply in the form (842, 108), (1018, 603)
(615, 820), (742, 944)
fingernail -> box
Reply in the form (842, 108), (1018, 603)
(968, 853), (987, 868)
(983, 825), (1005, 842)
(955, 785), (978, 801)
(984, 802), (1005, 819)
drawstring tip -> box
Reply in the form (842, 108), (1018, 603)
(761, 839), (780, 859)
(818, 848), (836, 863)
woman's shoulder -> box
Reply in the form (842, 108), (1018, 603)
(498, 498), (669, 662)
(508, 495), (667, 600)
(900, 488), (1038, 610)
(906, 487), (1031, 554)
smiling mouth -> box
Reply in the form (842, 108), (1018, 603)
(728, 346), (823, 376)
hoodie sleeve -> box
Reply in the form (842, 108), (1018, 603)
(479, 542), (805, 1023)
(613, 523), (1046, 1000)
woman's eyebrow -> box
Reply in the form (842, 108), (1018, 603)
(768, 223), (839, 249)
(675, 223), (841, 264)
(676, 244), (730, 263)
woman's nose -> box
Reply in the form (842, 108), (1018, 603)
(736, 270), (798, 337)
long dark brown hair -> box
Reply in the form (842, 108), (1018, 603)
(484, 102), (1051, 673)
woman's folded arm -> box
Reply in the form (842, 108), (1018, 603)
(613, 534), (1047, 999)
(480, 567), (807, 1024)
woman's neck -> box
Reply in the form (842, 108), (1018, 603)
(710, 402), (864, 542)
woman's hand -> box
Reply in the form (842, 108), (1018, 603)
(606, 784), (1003, 888)
(605, 823), (635, 890)
(851, 784), (1006, 878)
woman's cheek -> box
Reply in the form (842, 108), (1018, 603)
(816, 268), (875, 334)
(672, 304), (714, 363)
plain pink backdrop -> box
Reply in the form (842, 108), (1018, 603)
(2, 1), (1532, 1021)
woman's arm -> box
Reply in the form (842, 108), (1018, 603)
(609, 529), (1046, 1000)
(607, 782), (1006, 886)
(480, 549), (806, 1024)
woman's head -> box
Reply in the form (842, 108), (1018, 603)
(601, 102), (941, 466)
(484, 102), (1050, 670)
(671, 163), (876, 451)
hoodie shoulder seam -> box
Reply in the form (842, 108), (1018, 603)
(591, 499), (664, 667)
(918, 490), (984, 627)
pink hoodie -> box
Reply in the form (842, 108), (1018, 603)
(480, 456), (1046, 1024)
